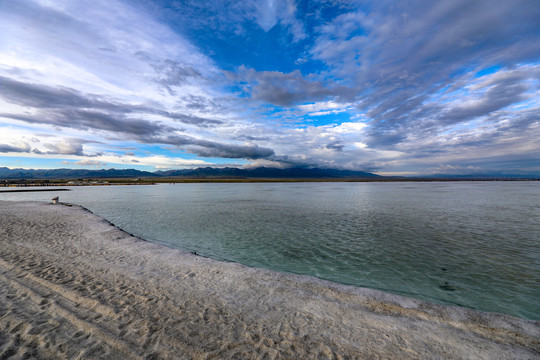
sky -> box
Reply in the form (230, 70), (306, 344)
(0, 0), (539, 176)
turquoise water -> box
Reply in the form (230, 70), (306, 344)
(2, 182), (539, 320)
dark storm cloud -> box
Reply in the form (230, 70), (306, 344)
(316, 0), (540, 82)
(0, 76), (113, 110)
(234, 135), (271, 141)
(0, 143), (31, 153)
(163, 112), (224, 127)
(0, 75), (276, 160)
(364, 79), (530, 146)
(191, 142), (274, 159)
(0, 109), (169, 137)
(438, 73), (535, 124)
(494, 107), (540, 133)
(362, 67), (539, 148)
(138, 134), (274, 160)
(179, 94), (227, 114)
(62, 109), (172, 135)
(0, 106), (275, 160)
(149, 58), (202, 95)
(363, 130), (407, 148)
(0, 76), (224, 130)
(325, 141), (344, 152)
(227, 68), (353, 107)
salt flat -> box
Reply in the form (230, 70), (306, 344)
(0, 201), (538, 359)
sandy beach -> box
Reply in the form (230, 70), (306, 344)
(0, 201), (538, 359)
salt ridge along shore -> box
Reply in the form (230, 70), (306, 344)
(0, 201), (538, 359)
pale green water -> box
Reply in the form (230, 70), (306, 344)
(2, 182), (539, 320)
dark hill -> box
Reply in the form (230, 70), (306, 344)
(0, 167), (156, 180)
(0, 166), (379, 180)
(155, 167), (379, 179)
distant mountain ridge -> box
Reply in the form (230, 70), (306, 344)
(0, 166), (379, 180)
(0, 167), (157, 180)
(155, 167), (379, 179)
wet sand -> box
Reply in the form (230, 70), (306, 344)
(0, 201), (538, 359)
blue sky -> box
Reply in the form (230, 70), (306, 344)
(0, 0), (539, 175)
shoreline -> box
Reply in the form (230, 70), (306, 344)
(0, 201), (538, 359)
(2, 178), (539, 187)
(0, 188), (71, 193)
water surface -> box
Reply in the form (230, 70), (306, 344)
(2, 181), (539, 320)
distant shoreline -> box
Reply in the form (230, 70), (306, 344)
(2, 177), (539, 186)
(0, 188), (71, 193)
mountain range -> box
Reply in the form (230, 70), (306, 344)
(0, 167), (379, 180)
(2, 166), (538, 181)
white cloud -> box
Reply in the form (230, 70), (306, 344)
(353, 142), (367, 149)
(298, 101), (351, 113)
(72, 160), (107, 166)
(0, 0), (219, 105)
(42, 141), (84, 155)
(328, 122), (367, 134)
(253, 0), (305, 41)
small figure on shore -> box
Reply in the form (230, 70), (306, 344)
(52, 196), (59, 204)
